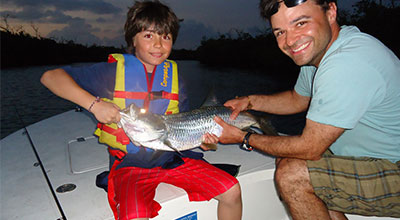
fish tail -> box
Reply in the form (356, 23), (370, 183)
(163, 139), (183, 155)
(256, 116), (277, 136)
(244, 112), (277, 136)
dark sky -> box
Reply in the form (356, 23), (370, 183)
(1, 0), (362, 49)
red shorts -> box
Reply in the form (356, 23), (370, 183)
(112, 158), (238, 220)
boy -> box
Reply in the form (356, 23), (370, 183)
(41, 1), (242, 220)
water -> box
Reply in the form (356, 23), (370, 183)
(1, 60), (293, 139)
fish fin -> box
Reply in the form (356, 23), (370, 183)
(210, 123), (223, 137)
(201, 143), (218, 151)
(200, 86), (220, 107)
(163, 139), (183, 155)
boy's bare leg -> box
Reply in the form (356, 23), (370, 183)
(214, 183), (242, 220)
(275, 158), (331, 220)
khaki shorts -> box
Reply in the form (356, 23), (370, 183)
(307, 152), (400, 218)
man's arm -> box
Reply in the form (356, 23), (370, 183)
(41, 68), (121, 124)
(225, 90), (310, 120)
(250, 90), (310, 115)
(215, 117), (344, 160)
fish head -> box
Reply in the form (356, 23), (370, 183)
(118, 103), (167, 144)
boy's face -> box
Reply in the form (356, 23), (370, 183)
(133, 27), (173, 72)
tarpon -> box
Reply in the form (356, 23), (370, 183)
(118, 103), (277, 152)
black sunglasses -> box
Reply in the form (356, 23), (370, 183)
(267, 0), (308, 18)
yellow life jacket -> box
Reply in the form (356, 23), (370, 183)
(94, 53), (179, 153)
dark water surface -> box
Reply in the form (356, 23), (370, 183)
(1, 60), (295, 139)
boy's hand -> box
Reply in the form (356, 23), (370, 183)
(200, 133), (219, 151)
(224, 96), (251, 120)
(91, 101), (121, 124)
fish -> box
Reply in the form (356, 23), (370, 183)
(118, 103), (277, 152)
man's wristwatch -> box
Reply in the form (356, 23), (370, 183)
(240, 130), (255, 151)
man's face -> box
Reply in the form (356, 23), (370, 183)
(133, 26), (173, 72)
(270, 0), (336, 66)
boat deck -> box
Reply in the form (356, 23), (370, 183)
(1, 110), (396, 219)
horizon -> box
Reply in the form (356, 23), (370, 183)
(0, 0), (369, 50)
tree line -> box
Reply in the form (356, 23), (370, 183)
(1, 0), (399, 71)
(197, 0), (399, 82)
(0, 14), (196, 69)
(1, 29), (199, 69)
(1, 30), (124, 69)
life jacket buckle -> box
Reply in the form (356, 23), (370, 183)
(151, 91), (164, 100)
(108, 148), (126, 161)
(97, 123), (131, 145)
(117, 135), (130, 145)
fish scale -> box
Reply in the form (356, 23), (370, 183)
(162, 107), (238, 148)
(119, 104), (270, 151)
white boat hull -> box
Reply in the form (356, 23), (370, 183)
(1, 110), (396, 219)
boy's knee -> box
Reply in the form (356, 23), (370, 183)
(215, 183), (242, 203)
(228, 183), (241, 200)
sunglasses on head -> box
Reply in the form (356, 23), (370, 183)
(267, 0), (308, 18)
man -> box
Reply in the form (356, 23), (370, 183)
(205, 0), (400, 219)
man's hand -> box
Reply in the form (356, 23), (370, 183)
(224, 96), (251, 120)
(91, 101), (121, 124)
(200, 116), (246, 150)
(214, 116), (246, 144)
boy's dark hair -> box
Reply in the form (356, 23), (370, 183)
(124, 0), (180, 53)
(259, 0), (337, 20)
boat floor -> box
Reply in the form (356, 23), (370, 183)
(1, 110), (396, 219)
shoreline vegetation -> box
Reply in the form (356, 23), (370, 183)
(1, 0), (399, 71)
(1, 1), (399, 139)
(0, 29), (198, 69)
